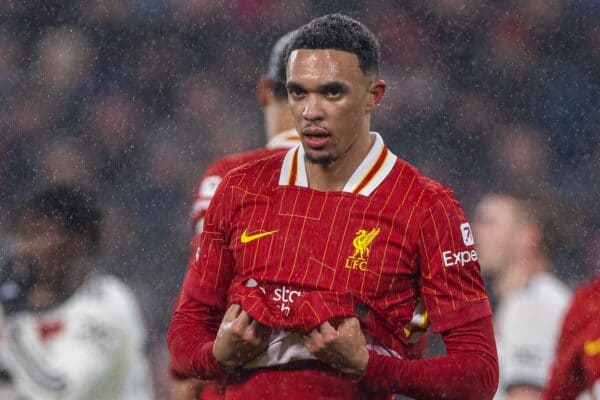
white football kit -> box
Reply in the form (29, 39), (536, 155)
(495, 272), (571, 396)
(0, 274), (153, 400)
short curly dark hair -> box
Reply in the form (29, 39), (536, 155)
(14, 185), (102, 255)
(285, 14), (380, 77)
(266, 31), (295, 101)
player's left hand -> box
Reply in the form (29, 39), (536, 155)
(303, 317), (369, 376)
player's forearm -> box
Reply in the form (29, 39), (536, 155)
(167, 298), (228, 379)
(360, 317), (498, 399)
(171, 377), (206, 400)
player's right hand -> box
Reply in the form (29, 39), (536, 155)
(212, 304), (271, 369)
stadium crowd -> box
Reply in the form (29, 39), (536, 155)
(0, 0), (597, 398)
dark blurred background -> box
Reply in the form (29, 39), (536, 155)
(0, 0), (598, 396)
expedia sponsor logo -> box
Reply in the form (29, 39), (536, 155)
(345, 227), (380, 272)
(442, 249), (478, 267)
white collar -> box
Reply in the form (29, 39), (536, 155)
(278, 132), (397, 196)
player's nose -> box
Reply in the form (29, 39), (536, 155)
(302, 94), (324, 121)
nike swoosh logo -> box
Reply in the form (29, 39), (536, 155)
(240, 229), (278, 243)
(584, 338), (600, 356)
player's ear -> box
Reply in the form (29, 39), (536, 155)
(257, 76), (272, 108)
(366, 79), (386, 113)
(522, 223), (542, 251)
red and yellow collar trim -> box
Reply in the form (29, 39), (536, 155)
(278, 132), (397, 196)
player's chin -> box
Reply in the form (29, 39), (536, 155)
(304, 151), (334, 166)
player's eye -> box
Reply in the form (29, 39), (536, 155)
(322, 85), (344, 99)
(288, 88), (306, 99)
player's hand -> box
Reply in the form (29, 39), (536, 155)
(171, 378), (204, 400)
(303, 317), (369, 376)
(212, 304), (271, 369)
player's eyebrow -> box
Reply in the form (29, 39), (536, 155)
(286, 81), (348, 94)
(317, 82), (347, 94)
(286, 82), (306, 93)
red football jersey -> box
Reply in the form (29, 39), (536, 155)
(543, 276), (600, 399)
(171, 133), (493, 399)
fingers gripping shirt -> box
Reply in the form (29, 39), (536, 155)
(0, 275), (152, 400)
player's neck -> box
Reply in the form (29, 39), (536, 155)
(27, 259), (90, 311)
(265, 102), (295, 141)
(306, 132), (375, 191)
(498, 254), (549, 297)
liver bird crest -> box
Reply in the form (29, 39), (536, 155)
(352, 227), (380, 259)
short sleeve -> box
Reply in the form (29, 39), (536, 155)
(417, 191), (492, 333)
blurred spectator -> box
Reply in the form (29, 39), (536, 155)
(0, 185), (152, 399)
(36, 135), (95, 186)
(0, 31), (24, 95)
(488, 123), (551, 187)
(34, 26), (94, 96)
(473, 190), (571, 399)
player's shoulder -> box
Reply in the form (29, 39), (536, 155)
(503, 273), (571, 315)
(85, 275), (147, 336)
(78, 274), (135, 300)
(203, 147), (285, 178)
(64, 274), (147, 350)
(73, 274), (144, 323)
(528, 272), (571, 301)
(219, 149), (289, 189)
(572, 275), (600, 310)
(392, 157), (457, 208)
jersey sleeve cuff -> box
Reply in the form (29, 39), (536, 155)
(197, 341), (230, 378)
(357, 350), (398, 392)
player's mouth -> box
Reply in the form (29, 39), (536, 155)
(302, 127), (330, 149)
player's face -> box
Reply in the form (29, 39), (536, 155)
(472, 195), (521, 275)
(14, 215), (73, 278)
(286, 49), (384, 165)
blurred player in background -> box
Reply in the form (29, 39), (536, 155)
(188, 30), (299, 240)
(0, 185), (152, 400)
(169, 14), (498, 400)
(171, 31), (299, 400)
(473, 191), (571, 400)
(543, 274), (600, 399)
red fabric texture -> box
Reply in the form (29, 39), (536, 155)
(543, 276), (600, 399)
